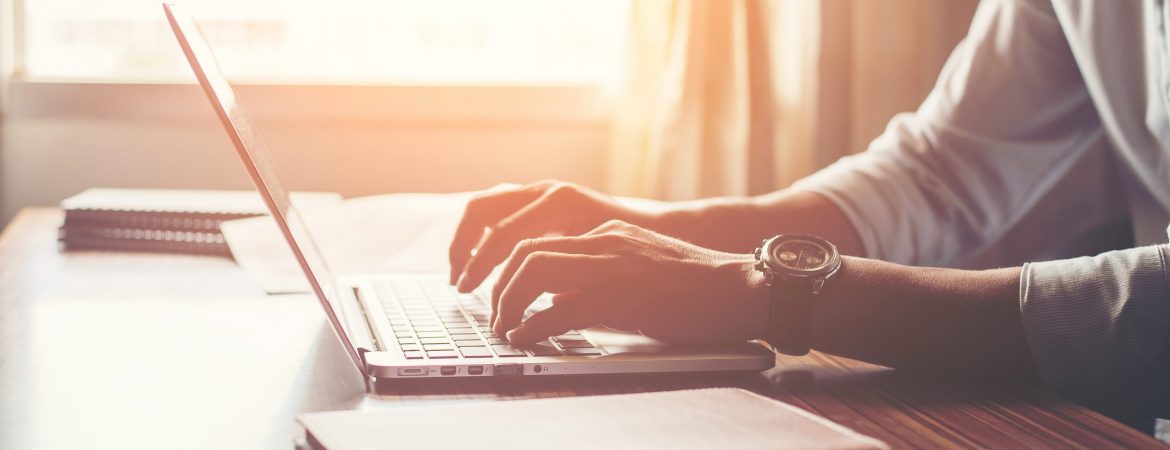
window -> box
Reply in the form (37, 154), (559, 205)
(18, 0), (629, 86)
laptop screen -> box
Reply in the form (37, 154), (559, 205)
(164, 3), (368, 377)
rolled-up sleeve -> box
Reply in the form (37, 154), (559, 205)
(792, 0), (1102, 267)
(1021, 245), (1170, 426)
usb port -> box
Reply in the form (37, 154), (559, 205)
(493, 363), (524, 377)
(397, 367), (427, 377)
(440, 366), (457, 376)
(468, 366), (485, 376)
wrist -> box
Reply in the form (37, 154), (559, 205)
(657, 200), (765, 251)
(719, 257), (774, 341)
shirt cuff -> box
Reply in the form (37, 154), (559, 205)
(1020, 245), (1170, 422)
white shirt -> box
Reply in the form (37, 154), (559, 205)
(792, 0), (1170, 429)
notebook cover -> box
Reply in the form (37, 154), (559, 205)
(57, 188), (341, 257)
(298, 388), (888, 450)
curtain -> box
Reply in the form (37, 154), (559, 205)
(0, 0), (11, 223)
(607, 0), (978, 200)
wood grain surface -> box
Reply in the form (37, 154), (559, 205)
(0, 208), (1164, 449)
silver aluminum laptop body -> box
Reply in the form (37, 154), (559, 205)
(164, 3), (775, 380)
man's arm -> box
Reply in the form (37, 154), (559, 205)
(491, 220), (1038, 383)
(810, 257), (1037, 382)
(654, 190), (865, 256)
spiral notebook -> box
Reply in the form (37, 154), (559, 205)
(58, 188), (341, 256)
(297, 388), (888, 450)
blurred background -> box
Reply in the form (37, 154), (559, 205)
(0, 0), (980, 227)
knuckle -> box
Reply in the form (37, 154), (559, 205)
(600, 219), (629, 230)
(515, 251), (555, 275)
(515, 237), (543, 252)
(466, 191), (498, 207)
(524, 250), (557, 264)
(595, 233), (625, 247)
(546, 182), (578, 200)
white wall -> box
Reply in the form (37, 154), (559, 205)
(0, 83), (609, 225)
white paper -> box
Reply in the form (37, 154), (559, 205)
(299, 388), (889, 450)
(222, 192), (471, 294)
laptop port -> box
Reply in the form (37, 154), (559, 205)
(440, 366), (457, 376)
(468, 366), (485, 376)
(493, 363), (524, 377)
(396, 367), (428, 377)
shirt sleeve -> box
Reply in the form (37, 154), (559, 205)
(791, 0), (1103, 267)
(1021, 244), (1170, 428)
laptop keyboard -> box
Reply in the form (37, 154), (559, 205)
(374, 279), (604, 360)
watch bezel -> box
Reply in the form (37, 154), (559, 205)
(759, 234), (841, 279)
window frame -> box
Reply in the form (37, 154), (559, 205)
(0, 0), (616, 126)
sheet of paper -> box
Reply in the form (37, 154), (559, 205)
(298, 388), (888, 450)
(222, 187), (677, 294)
(222, 192), (468, 294)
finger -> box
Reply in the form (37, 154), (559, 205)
(505, 293), (604, 346)
(456, 189), (565, 292)
(448, 182), (551, 284)
(493, 252), (615, 336)
(489, 235), (615, 326)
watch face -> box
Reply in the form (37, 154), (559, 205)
(770, 238), (833, 272)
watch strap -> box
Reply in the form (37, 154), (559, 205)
(767, 277), (813, 356)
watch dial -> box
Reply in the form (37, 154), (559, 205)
(772, 239), (831, 271)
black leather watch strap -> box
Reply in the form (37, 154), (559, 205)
(766, 277), (814, 356)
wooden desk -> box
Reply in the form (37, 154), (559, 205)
(0, 208), (1164, 449)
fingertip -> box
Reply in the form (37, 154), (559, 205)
(505, 325), (536, 346)
(455, 274), (473, 293)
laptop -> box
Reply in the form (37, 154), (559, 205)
(163, 3), (775, 380)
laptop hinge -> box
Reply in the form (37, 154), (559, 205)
(351, 286), (383, 353)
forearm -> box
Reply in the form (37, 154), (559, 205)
(810, 256), (1039, 383)
(654, 190), (864, 255)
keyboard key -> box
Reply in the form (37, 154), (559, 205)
(457, 340), (489, 347)
(423, 343), (454, 351)
(460, 347), (493, 358)
(492, 345), (527, 357)
(420, 337), (450, 345)
(487, 337), (508, 345)
(528, 341), (563, 356)
(451, 334), (482, 341)
(556, 339), (595, 349)
(394, 331), (414, 338)
(403, 351), (424, 359)
(400, 344), (420, 351)
(416, 331), (448, 338)
(397, 338), (418, 345)
(563, 348), (604, 356)
(446, 327), (475, 334)
(413, 326), (444, 332)
(426, 350), (459, 359)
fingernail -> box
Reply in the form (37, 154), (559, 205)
(455, 274), (470, 292)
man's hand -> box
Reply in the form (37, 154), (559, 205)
(490, 219), (771, 347)
(448, 181), (661, 292)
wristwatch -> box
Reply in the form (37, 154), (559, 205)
(753, 234), (841, 355)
